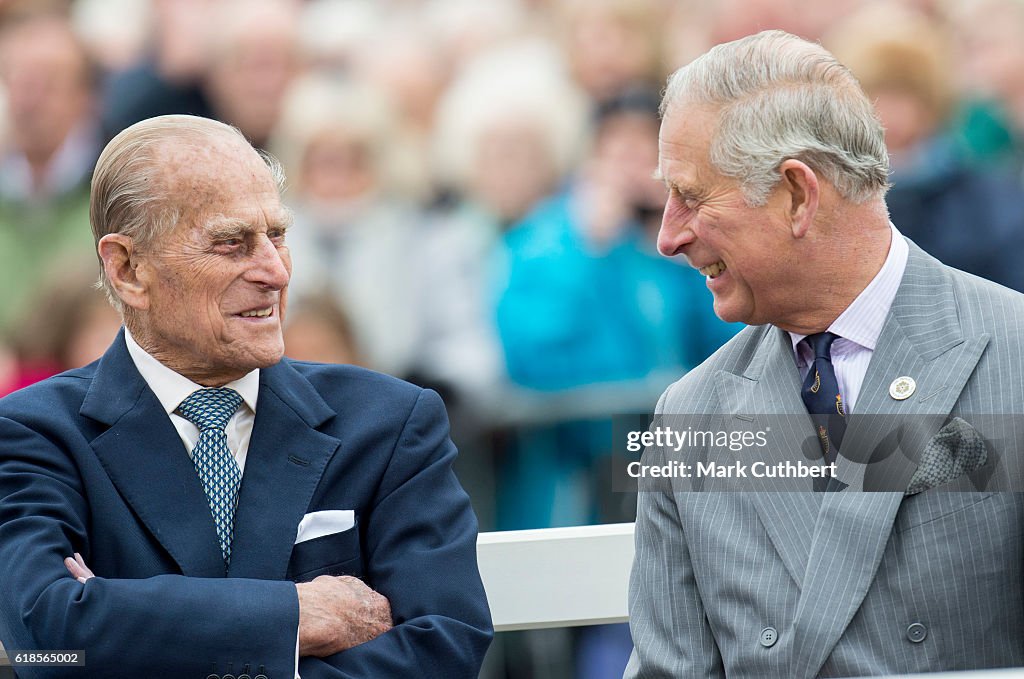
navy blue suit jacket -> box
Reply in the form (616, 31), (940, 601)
(0, 331), (492, 678)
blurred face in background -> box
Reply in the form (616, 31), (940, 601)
(151, 0), (219, 80)
(0, 16), (92, 166)
(358, 36), (448, 133)
(592, 110), (665, 220)
(952, 0), (1024, 125)
(470, 118), (558, 224)
(205, 2), (300, 148)
(563, 2), (659, 101)
(301, 130), (376, 204)
(870, 87), (935, 161)
(824, 5), (951, 164)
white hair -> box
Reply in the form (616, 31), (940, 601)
(432, 38), (589, 192)
(270, 73), (399, 190)
(662, 30), (890, 206)
(90, 115), (285, 312)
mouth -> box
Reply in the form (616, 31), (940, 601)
(698, 261), (727, 279)
(235, 305), (276, 320)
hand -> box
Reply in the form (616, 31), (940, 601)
(296, 575), (392, 657)
(577, 160), (632, 250)
(64, 553), (95, 583)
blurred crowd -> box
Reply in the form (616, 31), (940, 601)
(5, 0), (1024, 675)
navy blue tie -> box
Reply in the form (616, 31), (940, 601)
(800, 332), (846, 469)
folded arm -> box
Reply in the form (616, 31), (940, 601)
(64, 555), (392, 660)
(296, 389), (493, 678)
(0, 414), (301, 679)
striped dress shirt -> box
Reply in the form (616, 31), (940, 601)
(789, 224), (909, 414)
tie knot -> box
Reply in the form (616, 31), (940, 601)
(805, 332), (839, 361)
(177, 387), (242, 431)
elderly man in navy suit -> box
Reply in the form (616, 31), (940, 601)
(0, 115), (491, 678)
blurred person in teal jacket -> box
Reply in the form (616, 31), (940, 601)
(491, 90), (740, 531)
(495, 89), (740, 393)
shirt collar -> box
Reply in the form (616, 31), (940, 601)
(789, 222), (909, 355)
(124, 327), (260, 416)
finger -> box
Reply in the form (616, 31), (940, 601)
(64, 557), (88, 583)
(71, 553), (95, 579)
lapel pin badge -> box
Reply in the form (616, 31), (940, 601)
(889, 376), (916, 401)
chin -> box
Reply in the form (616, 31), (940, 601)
(712, 295), (756, 325)
(254, 347), (286, 368)
(238, 339), (285, 370)
(712, 302), (740, 324)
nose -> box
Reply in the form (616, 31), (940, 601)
(247, 235), (291, 290)
(656, 201), (695, 258)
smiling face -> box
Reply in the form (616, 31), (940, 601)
(131, 136), (292, 385)
(656, 104), (803, 327)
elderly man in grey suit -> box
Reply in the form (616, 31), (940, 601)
(626, 29), (1024, 678)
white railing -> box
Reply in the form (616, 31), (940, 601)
(476, 522), (634, 632)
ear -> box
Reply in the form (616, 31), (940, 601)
(98, 234), (150, 311)
(778, 159), (819, 238)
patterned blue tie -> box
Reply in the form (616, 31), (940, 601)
(177, 387), (243, 567)
(801, 332), (847, 476)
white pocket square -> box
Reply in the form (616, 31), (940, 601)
(295, 510), (355, 544)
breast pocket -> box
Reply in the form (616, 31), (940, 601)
(287, 522), (363, 582)
(894, 490), (996, 533)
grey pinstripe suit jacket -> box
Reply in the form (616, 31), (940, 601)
(626, 240), (1024, 678)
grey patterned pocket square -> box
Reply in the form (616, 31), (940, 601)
(905, 417), (988, 495)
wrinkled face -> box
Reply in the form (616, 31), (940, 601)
(135, 139), (292, 385)
(656, 105), (798, 326)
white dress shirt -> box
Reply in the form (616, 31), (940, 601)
(789, 224), (909, 414)
(124, 328), (259, 469)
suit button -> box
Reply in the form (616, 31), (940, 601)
(906, 622), (927, 643)
(206, 675), (220, 679)
(759, 627), (778, 648)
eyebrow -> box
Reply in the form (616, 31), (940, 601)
(204, 211), (294, 240)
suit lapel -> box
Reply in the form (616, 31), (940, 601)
(82, 335), (344, 580)
(790, 242), (989, 678)
(226, 360), (340, 580)
(716, 326), (822, 589)
(82, 331), (226, 577)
